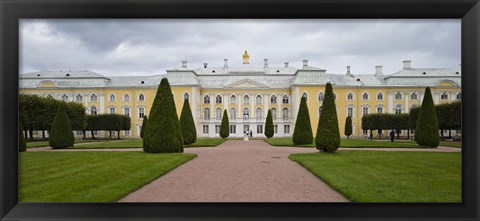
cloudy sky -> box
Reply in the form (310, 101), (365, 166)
(20, 19), (460, 76)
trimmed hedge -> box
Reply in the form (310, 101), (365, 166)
(180, 100), (197, 144)
(315, 82), (340, 152)
(143, 78), (184, 153)
(414, 87), (440, 147)
(19, 119), (27, 152)
(140, 115), (148, 139)
(264, 109), (274, 138)
(49, 104), (74, 149)
(293, 97), (313, 145)
(344, 116), (352, 139)
(220, 109), (229, 138)
(85, 114), (131, 139)
(410, 101), (461, 132)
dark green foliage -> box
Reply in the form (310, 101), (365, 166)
(49, 104), (74, 149)
(220, 109), (229, 138)
(362, 113), (410, 130)
(19, 119), (27, 152)
(264, 109), (274, 138)
(293, 97), (313, 145)
(143, 78), (183, 153)
(409, 107), (420, 129)
(315, 82), (340, 152)
(410, 101), (461, 131)
(65, 102), (87, 131)
(415, 87), (440, 147)
(121, 115), (131, 131)
(84, 114), (129, 139)
(180, 100), (197, 144)
(344, 116), (352, 138)
(140, 115), (148, 139)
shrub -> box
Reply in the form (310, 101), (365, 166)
(344, 116), (352, 139)
(143, 78), (183, 153)
(414, 87), (440, 147)
(19, 119), (27, 152)
(220, 109), (229, 139)
(293, 97), (313, 145)
(140, 115), (148, 139)
(119, 115), (131, 139)
(49, 104), (74, 149)
(264, 109), (274, 138)
(315, 82), (340, 152)
(180, 99), (197, 144)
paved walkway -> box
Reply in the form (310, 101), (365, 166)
(119, 140), (348, 202)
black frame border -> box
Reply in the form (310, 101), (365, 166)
(1, 0), (479, 220)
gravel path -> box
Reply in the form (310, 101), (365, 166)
(119, 140), (348, 202)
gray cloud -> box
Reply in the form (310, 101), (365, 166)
(20, 19), (461, 76)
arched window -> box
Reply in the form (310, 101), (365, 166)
(362, 92), (369, 100)
(216, 108), (222, 120)
(441, 92), (449, 100)
(90, 94), (97, 102)
(230, 108), (236, 119)
(204, 95), (210, 104)
(124, 94), (130, 102)
(184, 93), (189, 101)
(282, 108), (289, 120)
(377, 92), (383, 100)
(318, 92), (324, 101)
(377, 106), (383, 113)
(204, 108), (210, 120)
(302, 92), (308, 101)
(109, 107), (116, 114)
(256, 95), (262, 104)
(124, 107), (130, 116)
(230, 95), (236, 104)
(243, 108), (250, 119)
(76, 94), (83, 102)
(318, 106), (322, 117)
(243, 95), (250, 104)
(271, 108), (277, 119)
(410, 92), (418, 100)
(456, 93), (461, 100)
(61, 94), (69, 102)
(138, 94), (145, 101)
(347, 93), (353, 100)
(138, 107), (145, 118)
(347, 106), (353, 117)
(256, 108), (262, 119)
(91, 106), (97, 115)
(395, 92), (402, 100)
(109, 94), (116, 102)
(395, 105), (403, 114)
(271, 95), (277, 104)
(362, 106), (369, 116)
(282, 95), (289, 104)
(216, 95), (222, 104)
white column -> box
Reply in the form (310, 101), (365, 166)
(99, 93), (105, 114)
(277, 97), (281, 120)
(264, 93), (268, 118)
(388, 92), (394, 113)
(237, 94), (241, 119)
(250, 93), (254, 119)
(434, 92), (440, 104)
(223, 94), (228, 111)
(83, 93), (89, 110)
(405, 92), (409, 113)
(293, 87), (300, 119)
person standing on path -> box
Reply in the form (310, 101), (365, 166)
(390, 130), (395, 142)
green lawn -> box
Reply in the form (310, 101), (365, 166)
(69, 138), (225, 149)
(289, 151), (461, 202)
(440, 141), (462, 148)
(27, 140), (100, 148)
(265, 137), (431, 148)
(20, 151), (196, 202)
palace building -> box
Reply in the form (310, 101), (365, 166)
(19, 51), (461, 139)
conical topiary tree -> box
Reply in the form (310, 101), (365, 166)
(143, 78), (184, 153)
(19, 119), (27, 152)
(140, 115), (148, 139)
(49, 104), (74, 149)
(344, 116), (352, 139)
(293, 97), (313, 145)
(180, 99), (197, 144)
(414, 87), (440, 147)
(220, 109), (229, 139)
(315, 82), (340, 152)
(264, 109), (274, 138)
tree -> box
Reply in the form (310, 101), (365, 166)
(119, 115), (131, 139)
(179, 100), (197, 144)
(19, 119), (27, 152)
(49, 104), (74, 149)
(264, 109), (274, 138)
(315, 82), (340, 152)
(414, 87), (440, 147)
(220, 109), (229, 138)
(140, 115), (148, 139)
(293, 97), (313, 145)
(344, 116), (352, 139)
(143, 78), (184, 153)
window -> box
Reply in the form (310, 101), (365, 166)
(318, 92), (324, 101)
(230, 95), (236, 104)
(256, 108), (262, 119)
(347, 93), (353, 100)
(302, 92), (308, 101)
(204, 108), (210, 120)
(109, 107), (116, 114)
(377, 106), (383, 113)
(395, 105), (402, 114)
(284, 125), (290, 134)
(230, 125), (236, 134)
(441, 92), (449, 100)
(319, 106), (322, 117)
(204, 95), (210, 104)
(243, 108), (250, 120)
(243, 95), (250, 104)
(410, 92), (418, 100)
(124, 94), (130, 102)
(456, 93), (461, 100)
(347, 107), (353, 117)
(362, 106), (369, 116)
(203, 125), (209, 134)
(61, 94), (69, 102)
(124, 130), (130, 136)
(216, 108), (222, 120)
(243, 125), (250, 133)
(184, 93), (189, 101)
(76, 94), (83, 102)
(274, 125), (278, 134)
(90, 94), (98, 102)
(91, 106), (97, 115)
(395, 92), (402, 100)
(282, 108), (289, 120)
(139, 107), (145, 118)
(230, 108), (236, 120)
(138, 94), (145, 101)
(271, 95), (277, 104)
(76, 131), (83, 136)
(109, 94), (116, 102)
(256, 95), (262, 104)
(271, 108), (277, 119)
(282, 95), (289, 104)
(362, 93), (369, 100)
(215, 125), (221, 134)
(124, 107), (130, 116)
(377, 92), (383, 100)
(216, 95), (222, 104)
(257, 125), (263, 133)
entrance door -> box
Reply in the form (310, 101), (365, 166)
(243, 125), (250, 134)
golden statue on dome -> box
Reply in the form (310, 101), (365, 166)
(242, 50), (250, 64)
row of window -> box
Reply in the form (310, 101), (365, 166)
(50, 93), (146, 103)
(204, 107), (290, 120)
(301, 91), (461, 102)
(204, 95), (290, 105)
(90, 106), (145, 119)
(202, 124), (290, 134)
